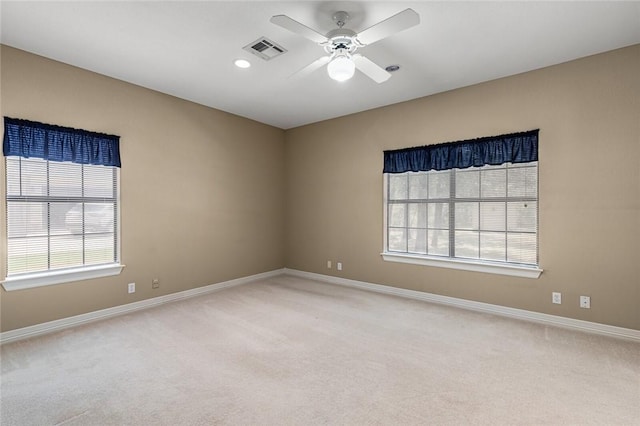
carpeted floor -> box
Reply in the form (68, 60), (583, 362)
(1, 275), (639, 425)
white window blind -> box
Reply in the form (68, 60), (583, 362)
(386, 162), (538, 267)
(6, 156), (119, 276)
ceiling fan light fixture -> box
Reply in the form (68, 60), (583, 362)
(327, 54), (355, 82)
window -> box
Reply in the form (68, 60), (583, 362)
(6, 156), (119, 273)
(382, 130), (541, 278)
(2, 117), (123, 290)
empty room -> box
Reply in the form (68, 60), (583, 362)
(1, 1), (639, 425)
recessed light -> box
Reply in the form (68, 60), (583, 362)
(385, 65), (400, 72)
(234, 59), (251, 69)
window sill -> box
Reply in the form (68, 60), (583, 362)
(381, 252), (542, 279)
(1, 264), (125, 291)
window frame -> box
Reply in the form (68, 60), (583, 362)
(2, 157), (124, 291)
(382, 163), (542, 279)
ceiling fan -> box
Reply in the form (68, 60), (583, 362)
(270, 8), (420, 83)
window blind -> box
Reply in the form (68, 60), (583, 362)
(6, 157), (119, 275)
(386, 162), (538, 267)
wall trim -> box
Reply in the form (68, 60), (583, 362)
(3, 267), (638, 344)
(2, 263), (125, 291)
(0, 268), (285, 345)
(381, 252), (543, 279)
(283, 268), (640, 342)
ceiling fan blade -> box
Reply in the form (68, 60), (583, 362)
(289, 56), (331, 79)
(353, 55), (391, 83)
(270, 15), (328, 44)
(356, 8), (420, 46)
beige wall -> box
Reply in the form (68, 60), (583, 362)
(285, 44), (640, 330)
(1, 44), (639, 333)
(0, 46), (286, 331)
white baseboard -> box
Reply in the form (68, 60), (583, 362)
(3, 267), (638, 345)
(0, 268), (285, 345)
(283, 268), (640, 342)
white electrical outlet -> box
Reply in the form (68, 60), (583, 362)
(552, 292), (562, 304)
(580, 296), (591, 309)
(327, 260), (332, 269)
(337, 262), (342, 271)
(128, 282), (135, 294)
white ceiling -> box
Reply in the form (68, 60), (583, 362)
(1, 1), (639, 129)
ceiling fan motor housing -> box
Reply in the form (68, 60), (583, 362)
(324, 29), (360, 55)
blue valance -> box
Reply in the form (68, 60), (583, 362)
(3, 117), (121, 167)
(383, 129), (538, 174)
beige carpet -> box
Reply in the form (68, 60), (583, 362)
(1, 275), (639, 425)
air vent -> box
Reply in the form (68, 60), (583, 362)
(243, 37), (287, 61)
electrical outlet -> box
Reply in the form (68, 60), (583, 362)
(552, 292), (561, 304)
(327, 260), (332, 269)
(152, 278), (160, 289)
(337, 262), (342, 271)
(128, 282), (135, 294)
(580, 296), (591, 309)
